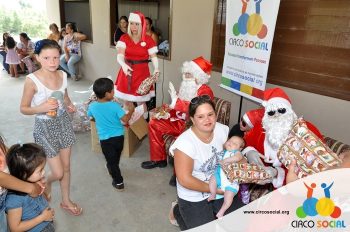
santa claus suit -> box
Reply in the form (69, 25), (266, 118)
(149, 85), (214, 161)
(114, 12), (158, 102)
(243, 88), (324, 188)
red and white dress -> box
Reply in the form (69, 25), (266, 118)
(115, 34), (158, 102)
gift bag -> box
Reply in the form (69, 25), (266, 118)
(69, 102), (90, 132)
(22, 56), (39, 73)
(277, 118), (342, 178)
(136, 72), (159, 95)
(222, 163), (271, 184)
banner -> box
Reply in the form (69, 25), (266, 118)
(220, 0), (281, 103)
(191, 168), (350, 231)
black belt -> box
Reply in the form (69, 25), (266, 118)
(126, 59), (150, 65)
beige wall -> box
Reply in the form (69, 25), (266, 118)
(46, 0), (350, 144)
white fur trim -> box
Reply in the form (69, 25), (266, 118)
(169, 96), (178, 109)
(190, 60), (210, 79)
(114, 89), (155, 102)
(242, 114), (254, 128)
(266, 97), (291, 109)
(148, 46), (158, 55)
(272, 166), (285, 188)
(116, 41), (126, 49)
(129, 13), (141, 23)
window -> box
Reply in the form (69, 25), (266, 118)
(110, 0), (172, 60)
(59, 0), (92, 42)
(211, 0), (350, 101)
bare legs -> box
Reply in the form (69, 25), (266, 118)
(216, 191), (235, 218)
(45, 147), (81, 214)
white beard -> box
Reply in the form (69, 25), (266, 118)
(262, 109), (297, 150)
(178, 79), (199, 101)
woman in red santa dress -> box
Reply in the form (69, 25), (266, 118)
(115, 11), (159, 103)
(242, 88), (324, 188)
(141, 56), (214, 169)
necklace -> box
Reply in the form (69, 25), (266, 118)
(193, 128), (214, 143)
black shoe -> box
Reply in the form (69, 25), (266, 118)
(112, 181), (124, 191)
(141, 160), (167, 169)
(169, 174), (176, 187)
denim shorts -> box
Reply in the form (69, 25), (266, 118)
(0, 210), (8, 232)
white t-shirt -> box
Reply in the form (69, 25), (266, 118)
(169, 122), (229, 202)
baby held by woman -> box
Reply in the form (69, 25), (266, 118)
(208, 136), (246, 218)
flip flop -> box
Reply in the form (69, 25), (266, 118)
(60, 202), (83, 216)
(168, 200), (179, 227)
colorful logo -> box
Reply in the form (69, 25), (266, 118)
(296, 182), (341, 219)
(233, 0), (268, 39)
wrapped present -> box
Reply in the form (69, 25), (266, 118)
(136, 72), (160, 95)
(277, 118), (342, 178)
(222, 163), (271, 184)
(150, 104), (171, 120)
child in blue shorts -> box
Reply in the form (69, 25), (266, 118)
(87, 77), (134, 191)
(208, 136), (246, 218)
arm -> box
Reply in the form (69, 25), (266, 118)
(120, 102), (135, 124)
(221, 152), (243, 164)
(20, 77), (57, 115)
(0, 172), (42, 197)
(174, 149), (223, 194)
(7, 207), (54, 232)
(174, 149), (210, 193)
(150, 53), (159, 75)
(73, 32), (87, 42)
(116, 48), (133, 76)
(64, 89), (75, 113)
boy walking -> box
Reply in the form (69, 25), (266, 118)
(87, 78), (134, 190)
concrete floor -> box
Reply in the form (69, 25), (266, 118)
(0, 68), (178, 232)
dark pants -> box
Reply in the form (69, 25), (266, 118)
(0, 50), (9, 73)
(173, 196), (244, 231)
(100, 136), (124, 184)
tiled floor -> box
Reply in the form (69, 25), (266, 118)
(0, 68), (178, 232)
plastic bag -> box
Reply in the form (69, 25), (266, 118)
(69, 102), (90, 132)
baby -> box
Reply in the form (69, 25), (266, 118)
(208, 136), (246, 218)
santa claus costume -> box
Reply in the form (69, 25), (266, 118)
(142, 56), (214, 169)
(243, 88), (324, 188)
(115, 11), (159, 102)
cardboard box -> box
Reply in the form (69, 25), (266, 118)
(90, 117), (148, 157)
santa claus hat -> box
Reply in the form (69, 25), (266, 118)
(262, 88), (292, 109)
(242, 108), (265, 128)
(129, 11), (147, 47)
(185, 56), (212, 81)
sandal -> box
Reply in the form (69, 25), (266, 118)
(169, 200), (179, 227)
(60, 202), (83, 216)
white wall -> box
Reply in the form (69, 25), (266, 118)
(46, 0), (350, 145)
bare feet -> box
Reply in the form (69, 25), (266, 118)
(207, 194), (216, 202)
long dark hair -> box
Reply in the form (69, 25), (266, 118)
(6, 143), (46, 181)
(5, 36), (16, 49)
(20, 32), (31, 41)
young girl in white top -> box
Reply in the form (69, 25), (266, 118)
(20, 39), (82, 216)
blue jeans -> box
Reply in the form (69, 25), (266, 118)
(0, 210), (8, 232)
(0, 50), (9, 73)
(59, 53), (81, 76)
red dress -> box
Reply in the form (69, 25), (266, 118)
(115, 34), (157, 102)
(148, 85), (214, 161)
